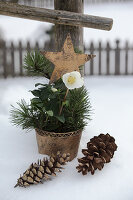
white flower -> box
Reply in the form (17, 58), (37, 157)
(62, 71), (84, 90)
(51, 87), (57, 92)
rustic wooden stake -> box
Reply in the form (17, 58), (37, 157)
(54, 0), (84, 75)
(54, 0), (83, 51)
(0, 2), (113, 78)
(0, 2), (113, 31)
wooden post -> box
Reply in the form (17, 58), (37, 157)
(54, 0), (84, 75)
(27, 41), (31, 51)
(18, 41), (23, 76)
(35, 41), (39, 50)
(2, 41), (7, 78)
(125, 41), (128, 75)
(106, 41), (110, 75)
(11, 41), (15, 77)
(90, 41), (94, 75)
(115, 40), (120, 75)
(54, 0), (83, 51)
(98, 41), (102, 75)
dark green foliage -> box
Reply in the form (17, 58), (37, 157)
(63, 87), (91, 132)
(23, 51), (53, 79)
(11, 47), (92, 133)
(10, 100), (39, 131)
(10, 80), (91, 133)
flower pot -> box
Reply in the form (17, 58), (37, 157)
(35, 129), (82, 161)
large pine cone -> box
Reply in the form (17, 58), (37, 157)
(76, 133), (117, 175)
(15, 152), (70, 187)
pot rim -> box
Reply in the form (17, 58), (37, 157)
(35, 128), (82, 138)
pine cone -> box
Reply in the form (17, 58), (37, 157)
(15, 151), (70, 187)
(76, 133), (117, 175)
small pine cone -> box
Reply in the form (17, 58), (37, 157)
(14, 152), (70, 188)
(76, 133), (117, 175)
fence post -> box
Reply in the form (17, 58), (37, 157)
(90, 41), (94, 75)
(106, 41), (110, 75)
(11, 41), (15, 77)
(19, 41), (23, 76)
(27, 41), (31, 52)
(115, 40), (120, 75)
(2, 41), (7, 78)
(98, 41), (102, 75)
(84, 46), (87, 75)
(125, 41), (129, 75)
(35, 41), (39, 50)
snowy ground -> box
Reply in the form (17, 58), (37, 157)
(0, 76), (133, 200)
(0, 2), (133, 45)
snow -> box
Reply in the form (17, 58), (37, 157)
(84, 2), (133, 45)
(0, 2), (133, 45)
(0, 76), (133, 200)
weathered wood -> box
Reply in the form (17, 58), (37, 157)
(35, 41), (39, 50)
(98, 41), (102, 75)
(0, 2), (113, 31)
(54, 0), (84, 75)
(106, 41), (110, 75)
(54, 0), (83, 51)
(1, 40), (133, 78)
(2, 41), (7, 78)
(11, 42), (15, 77)
(115, 40), (120, 75)
(125, 41), (128, 75)
(41, 34), (95, 83)
(10, 0), (19, 3)
(90, 42), (95, 75)
(27, 41), (31, 51)
(18, 41), (23, 76)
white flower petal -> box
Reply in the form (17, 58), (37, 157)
(70, 71), (81, 78)
(62, 72), (70, 83)
(62, 71), (84, 90)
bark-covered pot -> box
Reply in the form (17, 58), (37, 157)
(35, 129), (82, 161)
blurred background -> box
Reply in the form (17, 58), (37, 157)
(0, 0), (133, 77)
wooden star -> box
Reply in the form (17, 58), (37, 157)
(41, 33), (96, 83)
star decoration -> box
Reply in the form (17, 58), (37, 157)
(41, 33), (96, 83)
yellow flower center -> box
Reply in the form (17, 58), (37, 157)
(67, 76), (76, 84)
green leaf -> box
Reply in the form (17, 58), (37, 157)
(31, 98), (41, 104)
(31, 90), (40, 97)
(55, 115), (65, 123)
(49, 93), (56, 99)
(40, 90), (49, 100)
(46, 110), (53, 117)
(36, 103), (44, 108)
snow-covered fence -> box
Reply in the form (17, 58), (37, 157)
(0, 39), (133, 78)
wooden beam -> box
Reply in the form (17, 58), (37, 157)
(0, 2), (113, 31)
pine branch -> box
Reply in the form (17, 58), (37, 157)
(24, 50), (53, 79)
(10, 100), (39, 131)
(10, 85), (92, 133)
